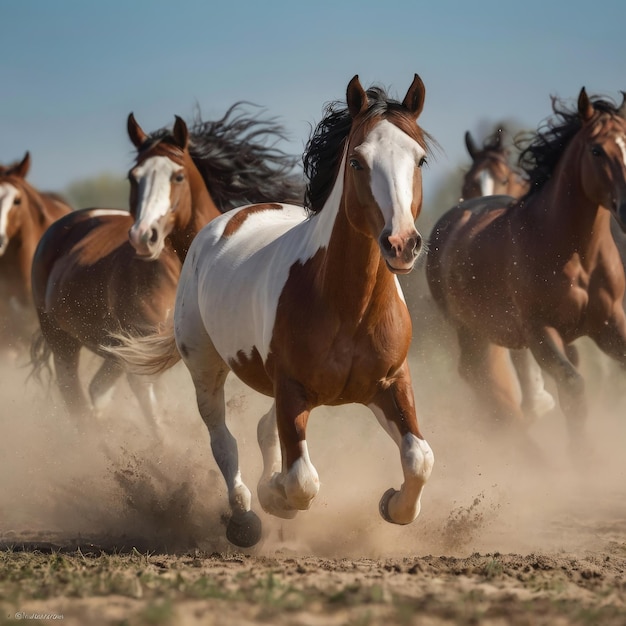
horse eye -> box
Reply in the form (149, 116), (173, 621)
(14, 197), (21, 205)
(174, 172), (185, 183)
(418, 156), (427, 168)
(349, 158), (363, 171)
(591, 146), (603, 157)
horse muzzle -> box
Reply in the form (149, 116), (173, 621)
(379, 228), (422, 274)
(128, 223), (164, 260)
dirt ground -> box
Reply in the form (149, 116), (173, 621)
(0, 283), (625, 625)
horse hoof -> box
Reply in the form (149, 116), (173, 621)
(226, 511), (263, 548)
(379, 488), (398, 524)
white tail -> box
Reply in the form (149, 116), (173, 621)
(104, 321), (180, 376)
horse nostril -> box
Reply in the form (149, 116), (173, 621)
(149, 228), (159, 245)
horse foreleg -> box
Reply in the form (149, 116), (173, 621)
(89, 357), (123, 417)
(52, 343), (90, 420)
(272, 377), (319, 512)
(256, 403), (298, 519)
(369, 362), (434, 525)
(457, 328), (526, 424)
(126, 372), (159, 430)
(510, 349), (555, 419)
(528, 326), (586, 444)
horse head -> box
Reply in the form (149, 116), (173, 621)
(343, 74), (428, 274)
(127, 113), (196, 260)
(0, 152), (31, 256)
(461, 129), (517, 198)
(576, 88), (626, 229)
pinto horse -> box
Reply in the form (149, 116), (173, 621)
(107, 75), (435, 547)
(427, 88), (626, 445)
(0, 152), (72, 352)
(30, 107), (301, 425)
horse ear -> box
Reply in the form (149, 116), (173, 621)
(577, 87), (594, 122)
(494, 127), (504, 149)
(465, 131), (478, 159)
(127, 113), (148, 148)
(402, 73), (425, 119)
(618, 91), (626, 120)
(13, 151), (31, 178)
(347, 75), (368, 119)
(173, 116), (189, 149)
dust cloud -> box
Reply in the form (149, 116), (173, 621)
(1, 286), (625, 560)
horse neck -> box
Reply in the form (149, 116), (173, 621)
(524, 147), (610, 257)
(308, 159), (397, 322)
(168, 168), (221, 262)
(16, 184), (49, 241)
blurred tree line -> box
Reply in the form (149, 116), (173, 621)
(64, 173), (129, 210)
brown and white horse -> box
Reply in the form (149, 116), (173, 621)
(427, 89), (626, 446)
(30, 107), (301, 427)
(0, 152), (72, 353)
(108, 75), (435, 547)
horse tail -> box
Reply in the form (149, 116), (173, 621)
(104, 321), (181, 376)
(29, 327), (53, 385)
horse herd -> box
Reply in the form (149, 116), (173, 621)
(2, 74), (626, 547)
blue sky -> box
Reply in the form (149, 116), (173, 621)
(2, 0), (625, 204)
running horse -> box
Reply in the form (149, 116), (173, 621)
(427, 88), (626, 445)
(108, 75), (436, 547)
(0, 152), (72, 353)
(461, 127), (555, 419)
(462, 127), (529, 200)
(30, 106), (301, 426)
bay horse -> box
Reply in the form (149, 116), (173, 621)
(462, 127), (529, 200)
(426, 88), (626, 446)
(30, 106), (301, 426)
(461, 127), (556, 419)
(107, 74), (435, 547)
(0, 152), (72, 353)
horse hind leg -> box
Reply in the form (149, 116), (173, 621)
(180, 329), (261, 548)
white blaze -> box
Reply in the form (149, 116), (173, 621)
(131, 156), (178, 229)
(356, 119), (425, 235)
(0, 183), (18, 244)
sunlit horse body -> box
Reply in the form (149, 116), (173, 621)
(427, 89), (626, 444)
(31, 107), (301, 425)
(109, 75), (435, 547)
(0, 152), (72, 352)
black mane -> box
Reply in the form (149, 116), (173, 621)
(146, 104), (304, 211)
(303, 86), (431, 215)
(516, 94), (622, 197)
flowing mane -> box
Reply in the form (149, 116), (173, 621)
(303, 86), (433, 214)
(516, 94), (622, 197)
(143, 103), (304, 210)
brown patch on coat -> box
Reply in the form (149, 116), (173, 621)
(222, 203), (283, 238)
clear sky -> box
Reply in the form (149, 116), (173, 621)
(2, 0), (625, 204)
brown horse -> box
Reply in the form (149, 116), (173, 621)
(427, 88), (626, 445)
(462, 127), (529, 200)
(0, 152), (72, 352)
(30, 107), (301, 427)
(107, 75), (436, 547)
(461, 127), (556, 418)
